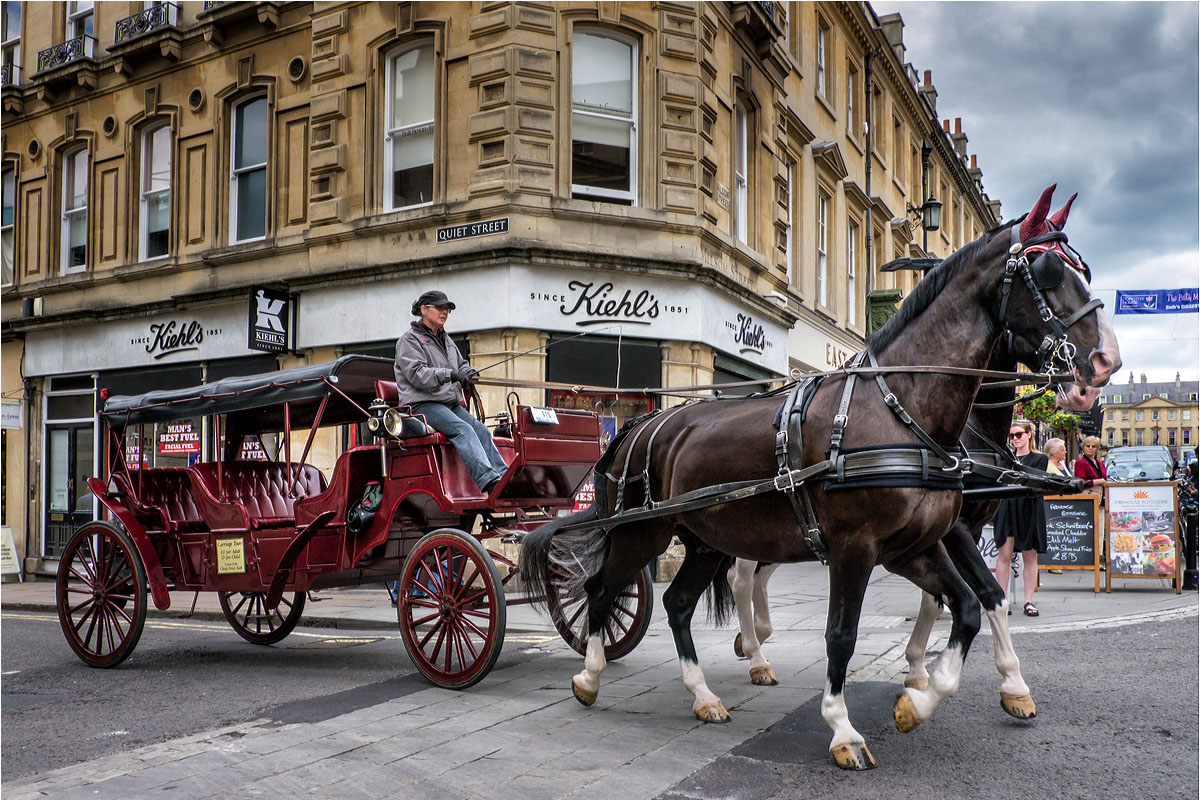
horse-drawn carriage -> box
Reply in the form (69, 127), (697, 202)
(55, 355), (652, 687)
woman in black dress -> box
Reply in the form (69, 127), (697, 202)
(994, 419), (1049, 616)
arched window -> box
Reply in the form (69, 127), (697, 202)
(571, 29), (636, 204)
(231, 95), (267, 243)
(61, 147), (88, 273)
(140, 123), (171, 260)
(384, 40), (435, 210)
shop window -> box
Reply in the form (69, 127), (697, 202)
(547, 334), (658, 427)
(1, 167), (13, 286)
(140, 124), (171, 260)
(733, 100), (748, 243)
(847, 218), (858, 324)
(2, 1), (20, 83)
(816, 190), (829, 308)
(230, 94), (267, 243)
(44, 374), (95, 557)
(67, 0), (92, 39)
(61, 147), (88, 273)
(385, 39), (435, 211)
(571, 29), (637, 205)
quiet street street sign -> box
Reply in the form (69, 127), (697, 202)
(436, 217), (509, 243)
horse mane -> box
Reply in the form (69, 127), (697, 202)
(867, 218), (1020, 352)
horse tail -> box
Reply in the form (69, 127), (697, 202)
(519, 503), (608, 614)
(705, 553), (736, 627)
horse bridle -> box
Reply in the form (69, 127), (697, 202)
(995, 223), (1104, 378)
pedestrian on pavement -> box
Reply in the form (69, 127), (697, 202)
(1074, 434), (1108, 566)
(1044, 438), (1070, 574)
(394, 290), (508, 495)
(994, 419), (1049, 616)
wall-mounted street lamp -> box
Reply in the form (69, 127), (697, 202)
(905, 139), (941, 252)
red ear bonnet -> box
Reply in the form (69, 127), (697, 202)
(1019, 184), (1057, 241)
(1048, 193), (1077, 230)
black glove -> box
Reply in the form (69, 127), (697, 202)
(449, 368), (471, 385)
(464, 368), (481, 384)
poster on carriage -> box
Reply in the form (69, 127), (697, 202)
(1039, 494), (1101, 592)
(1105, 481), (1180, 593)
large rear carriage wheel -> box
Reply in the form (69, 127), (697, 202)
(56, 522), (148, 668)
(398, 529), (505, 689)
(548, 561), (654, 661)
(218, 591), (306, 645)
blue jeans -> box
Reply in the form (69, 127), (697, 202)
(412, 402), (508, 491)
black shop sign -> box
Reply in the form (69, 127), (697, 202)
(248, 287), (295, 354)
(436, 217), (509, 243)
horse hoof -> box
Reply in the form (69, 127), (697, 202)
(733, 632), (745, 659)
(693, 701), (730, 723)
(749, 665), (778, 686)
(572, 678), (597, 707)
(904, 675), (929, 691)
(831, 742), (877, 771)
(893, 691), (922, 733)
(1000, 692), (1037, 720)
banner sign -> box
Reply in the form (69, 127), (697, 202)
(248, 287), (295, 353)
(158, 422), (201, 454)
(1106, 482), (1181, 593)
(1114, 288), (1198, 315)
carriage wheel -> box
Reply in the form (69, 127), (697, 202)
(217, 591), (306, 645)
(55, 522), (148, 668)
(548, 562), (654, 661)
(398, 529), (505, 689)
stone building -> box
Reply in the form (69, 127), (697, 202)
(0, 1), (996, 574)
(1099, 373), (1199, 460)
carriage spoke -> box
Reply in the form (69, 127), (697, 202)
(459, 615), (490, 640)
(457, 622), (481, 660)
(68, 566), (94, 586)
(418, 619), (443, 650)
(564, 601), (587, 631)
(457, 588), (488, 608)
(67, 597), (93, 615)
(103, 556), (131, 592)
(107, 599), (134, 626)
(459, 604), (494, 620)
(229, 594), (250, 617)
(407, 597), (440, 610)
(73, 603), (96, 635)
(611, 599), (636, 619)
(451, 566), (481, 604)
(411, 611), (440, 627)
(451, 623), (467, 670)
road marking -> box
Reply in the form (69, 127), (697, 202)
(2, 670), (20, 675)
(0, 612), (402, 641)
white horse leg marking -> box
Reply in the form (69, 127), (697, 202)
(984, 605), (1029, 695)
(571, 633), (606, 705)
(752, 563), (779, 643)
(903, 591), (941, 690)
(896, 643), (965, 728)
(821, 681), (867, 751)
(680, 659), (729, 722)
(731, 560), (775, 684)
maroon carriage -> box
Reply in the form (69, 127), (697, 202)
(55, 355), (652, 688)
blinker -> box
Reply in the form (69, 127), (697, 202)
(1028, 250), (1065, 290)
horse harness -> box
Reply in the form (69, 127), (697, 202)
(563, 228), (1095, 561)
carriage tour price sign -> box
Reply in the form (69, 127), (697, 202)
(1105, 481), (1181, 594)
(1039, 494), (1101, 592)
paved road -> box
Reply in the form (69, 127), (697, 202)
(663, 616), (1200, 800)
(0, 611), (540, 781)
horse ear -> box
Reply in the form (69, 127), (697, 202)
(1048, 192), (1078, 230)
(1019, 184), (1057, 241)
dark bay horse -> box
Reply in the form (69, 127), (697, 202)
(522, 186), (1120, 770)
(734, 194), (1093, 720)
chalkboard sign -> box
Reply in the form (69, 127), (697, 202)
(1039, 494), (1101, 592)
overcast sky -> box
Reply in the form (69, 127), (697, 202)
(873, 1), (1200, 383)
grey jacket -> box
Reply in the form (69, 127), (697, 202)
(394, 321), (470, 407)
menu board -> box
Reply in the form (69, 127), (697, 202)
(1106, 481), (1181, 593)
(1039, 495), (1101, 592)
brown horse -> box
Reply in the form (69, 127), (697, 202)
(733, 194), (1093, 718)
(522, 186), (1120, 770)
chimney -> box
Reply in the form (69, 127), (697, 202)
(879, 13), (906, 63)
(1177, 372), (1182, 391)
(918, 70), (938, 115)
(942, 119), (950, 132)
(951, 117), (968, 157)
(1140, 373), (1147, 386)
(971, 154), (977, 169)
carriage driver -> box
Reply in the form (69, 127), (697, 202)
(394, 290), (508, 495)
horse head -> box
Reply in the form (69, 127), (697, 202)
(985, 185), (1121, 410)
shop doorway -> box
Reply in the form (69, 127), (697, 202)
(44, 423), (94, 558)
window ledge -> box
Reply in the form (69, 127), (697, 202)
(845, 134), (864, 157)
(815, 92), (837, 122)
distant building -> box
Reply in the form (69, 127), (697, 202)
(1099, 372), (1199, 459)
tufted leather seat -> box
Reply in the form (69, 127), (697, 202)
(114, 468), (206, 533)
(190, 462), (327, 528)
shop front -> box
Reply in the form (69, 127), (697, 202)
(23, 301), (281, 565)
(787, 310), (866, 374)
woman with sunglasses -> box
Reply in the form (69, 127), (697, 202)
(993, 419), (1049, 617)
